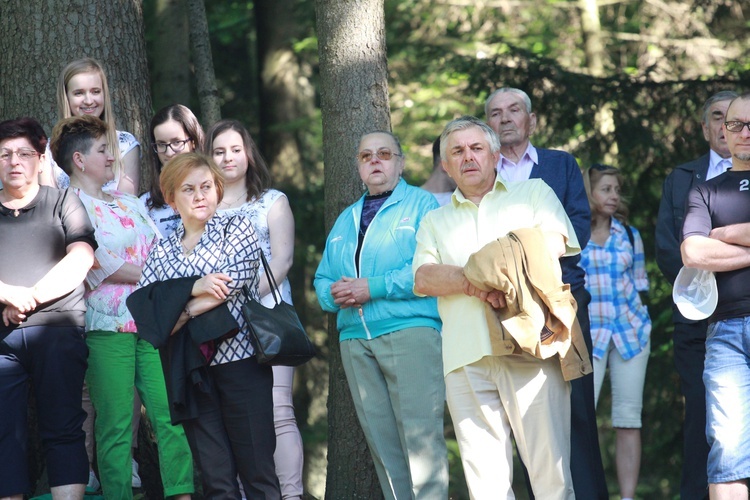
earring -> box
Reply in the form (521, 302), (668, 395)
(80, 165), (85, 173)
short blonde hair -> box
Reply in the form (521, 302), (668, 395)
(160, 152), (225, 206)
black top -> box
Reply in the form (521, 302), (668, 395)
(0, 186), (97, 337)
(683, 170), (750, 321)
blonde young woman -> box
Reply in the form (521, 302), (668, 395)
(52, 57), (144, 491)
(50, 115), (194, 500)
(47, 57), (140, 195)
(581, 164), (651, 500)
(207, 119), (304, 499)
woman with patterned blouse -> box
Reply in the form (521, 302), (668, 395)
(50, 116), (194, 500)
(207, 119), (304, 500)
(138, 152), (280, 499)
(581, 164), (651, 500)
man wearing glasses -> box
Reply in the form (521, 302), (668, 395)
(681, 93), (750, 500)
(484, 87), (606, 499)
(656, 90), (737, 500)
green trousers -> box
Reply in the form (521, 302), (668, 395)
(86, 331), (194, 499)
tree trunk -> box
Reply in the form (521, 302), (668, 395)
(0, 0), (153, 183)
(577, 0), (619, 161)
(150, 0), (192, 111)
(314, 0), (390, 497)
(255, 0), (316, 190)
(0, 0), (156, 493)
(185, 0), (221, 127)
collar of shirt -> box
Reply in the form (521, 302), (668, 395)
(706, 149), (732, 181)
(451, 173), (510, 206)
(497, 142), (538, 183)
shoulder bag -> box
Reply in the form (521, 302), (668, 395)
(241, 251), (316, 366)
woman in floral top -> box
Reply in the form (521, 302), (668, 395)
(50, 116), (194, 500)
(581, 164), (651, 500)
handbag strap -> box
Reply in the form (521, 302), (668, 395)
(258, 250), (283, 306)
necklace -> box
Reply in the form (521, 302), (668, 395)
(220, 189), (247, 208)
(181, 241), (195, 257)
(0, 194), (29, 217)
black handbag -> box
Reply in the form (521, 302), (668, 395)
(241, 251), (316, 366)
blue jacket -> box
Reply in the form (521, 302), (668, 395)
(314, 179), (442, 341)
(530, 148), (591, 291)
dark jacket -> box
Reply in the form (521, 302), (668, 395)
(127, 277), (239, 423)
(655, 154), (710, 323)
(530, 148), (591, 291)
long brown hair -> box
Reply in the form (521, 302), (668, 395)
(145, 104), (205, 209)
(205, 119), (271, 202)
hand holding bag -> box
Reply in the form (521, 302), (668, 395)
(241, 251), (316, 366)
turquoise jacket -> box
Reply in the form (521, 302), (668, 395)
(314, 179), (442, 341)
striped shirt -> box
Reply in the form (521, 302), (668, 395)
(581, 218), (651, 360)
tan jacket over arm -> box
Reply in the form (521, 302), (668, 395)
(463, 227), (592, 381)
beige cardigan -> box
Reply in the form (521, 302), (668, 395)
(463, 227), (592, 381)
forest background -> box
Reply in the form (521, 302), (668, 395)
(1, 0), (749, 498)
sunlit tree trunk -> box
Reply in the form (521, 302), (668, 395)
(0, 0), (153, 162)
(150, 0), (191, 111)
(255, 0), (316, 190)
(578, 0), (619, 161)
(185, 0), (220, 127)
(314, 0), (390, 497)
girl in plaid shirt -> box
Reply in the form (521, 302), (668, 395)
(581, 164), (651, 500)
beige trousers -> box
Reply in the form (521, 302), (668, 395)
(445, 353), (574, 500)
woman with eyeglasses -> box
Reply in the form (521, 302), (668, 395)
(207, 119), (304, 499)
(0, 118), (96, 499)
(314, 131), (448, 500)
(45, 58), (141, 195)
(581, 164), (651, 500)
(141, 104), (205, 237)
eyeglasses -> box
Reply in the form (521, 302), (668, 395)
(356, 148), (402, 164)
(725, 121), (750, 133)
(153, 138), (192, 154)
(0, 148), (39, 163)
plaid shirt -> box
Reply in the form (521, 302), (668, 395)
(139, 212), (260, 365)
(581, 218), (651, 360)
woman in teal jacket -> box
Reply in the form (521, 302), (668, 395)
(314, 131), (447, 500)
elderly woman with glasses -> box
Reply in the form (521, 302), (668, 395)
(0, 118), (97, 499)
(314, 131), (448, 500)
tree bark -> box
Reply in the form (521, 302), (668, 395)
(314, 0), (390, 497)
(255, 0), (316, 190)
(185, 0), (221, 127)
(577, 0), (619, 161)
(0, 0), (153, 167)
(150, 0), (192, 111)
